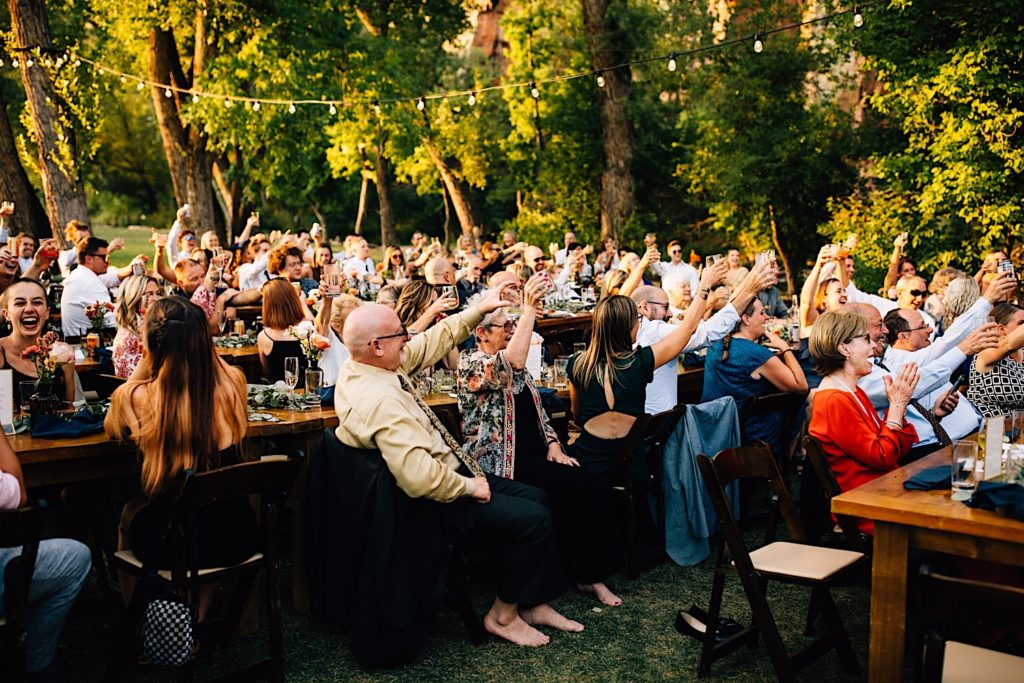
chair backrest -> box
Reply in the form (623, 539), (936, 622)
(803, 435), (867, 551)
(0, 505), (44, 666)
(915, 565), (1024, 682)
(697, 444), (807, 556)
(739, 391), (807, 454)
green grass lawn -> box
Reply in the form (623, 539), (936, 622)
(58, 548), (872, 682)
(92, 225), (162, 269)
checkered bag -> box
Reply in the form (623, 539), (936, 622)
(142, 599), (194, 667)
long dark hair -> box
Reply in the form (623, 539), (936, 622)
(573, 295), (638, 409)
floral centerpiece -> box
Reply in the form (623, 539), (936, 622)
(20, 332), (75, 415)
(83, 300), (114, 333)
(287, 320), (331, 367)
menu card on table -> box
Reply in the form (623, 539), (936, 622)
(0, 370), (13, 435)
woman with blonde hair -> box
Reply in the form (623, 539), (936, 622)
(319, 293), (362, 386)
(924, 267), (962, 325)
(376, 245), (414, 285)
(394, 280), (458, 334)
(112, 274), (163, 378)
(568, 261), (724, 474)
(105, 297), (254, 574)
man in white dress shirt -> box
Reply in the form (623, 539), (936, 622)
(60, 237), (118, 336)
(632, 261), (773, 413)
(553, 231), (576, 266)
(650, 240), (699, 296)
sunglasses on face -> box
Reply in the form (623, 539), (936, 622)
(670, 250), (681, 255)
(85, 252), (109, 262)
(908, 289), (927, 297)
(486, 321), (517, 333)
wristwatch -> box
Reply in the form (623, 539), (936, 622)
(697, 288), (710, 300)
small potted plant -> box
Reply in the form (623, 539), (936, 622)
(83, 300), (115, 351)
(20, 332), (75, 417)
(287, 320), (331, 368)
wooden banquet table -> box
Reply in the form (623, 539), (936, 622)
(831, 447), (1024, 683)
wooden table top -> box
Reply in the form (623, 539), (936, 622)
(537, 312), (592, 333)
(215, 344), (260, 359)
(831, 448), (1024, 544)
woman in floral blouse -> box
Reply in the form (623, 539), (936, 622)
(458, 272), (624, 606)
(112, 274), (163, 378)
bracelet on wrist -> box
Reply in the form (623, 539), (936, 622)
(698, 288), (710, 300)
(884, 420), (903, 430)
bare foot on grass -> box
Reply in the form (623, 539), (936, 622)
(483, 609), (550, 647)
(520, 603), (585, 633)
(578, 582), (623, 607)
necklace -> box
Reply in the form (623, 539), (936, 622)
(823, 373), (880, 426)
(823, 373), (857, 394)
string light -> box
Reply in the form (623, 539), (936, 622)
(65, 1), (883, 114)
(251, 101), (260, 111)
(328, 103), (337, 115)
(164, 88), (172, 98)
(25, 58), (33, 68)
(11, 58), (18, 68)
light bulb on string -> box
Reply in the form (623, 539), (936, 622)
(11, 58), (19, 68)
(416, 97), (426, 111)
(853, 6), (864, 27)
(251, 101), (260, 111)
(329, 103), (337, 115)
(136, 81), (145, 90)
(191, 92), (200, 103)
(596, 72), (606, 88)
(119, 76), (127, 84)
(667, 54), (677, 72)
(372, 100), (381, 114)
(530, 82), (539, 99)
(74, 59), (81, 68)
(288, 102), (296, 114)
(224, 98), (232, 108)
(25, 58), (33, 68)
(467, 91), (476, 106)
(753, 33), (765, 53)
(164, 88), (173, 98)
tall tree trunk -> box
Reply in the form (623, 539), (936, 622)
(353, 172), (369, 235)
(0, 88), (49, 239)
(441, 180), (451, 249)
(768, 204), (795, 296)
(9, 0), (89, 246)
(422, 138), (476, 237)
(581, 0), (635, 241)
(372, 144), (396, 248)
(212, 158), (246, 239)
(147, 21), (223, 240)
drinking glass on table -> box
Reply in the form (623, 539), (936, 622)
(214, 310), (229, 337)
(18, 380), (35, 415)
(283, 357), (300, 395)
(951, 440), (979, 501)
(553, 358), (569, 389)
(304, 368), (323, 408)
(1012, 410), (1024, 444)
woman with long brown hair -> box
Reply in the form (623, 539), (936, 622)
(105, 296), (254, 578)
(257, 277), (311, 386)
(376, 245), (414, 285)
(394, 280), (458, 334)
(568, 261), (724, 474)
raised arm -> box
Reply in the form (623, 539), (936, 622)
(800, 245), (831, 329)
(650, 259), (727, 367)
(619, 246), (660, 298)
(882, 233), (907, 290)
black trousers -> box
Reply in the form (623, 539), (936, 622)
(515, 455), (624, 585)
(439, 473), (566, 606)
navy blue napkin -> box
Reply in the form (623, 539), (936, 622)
(31, 409), (105, 439)
(966, 481), (1024, 521)
(318, 385), (335, 407)
(903, 465), (952, 491)
(537, 386), (565, 413)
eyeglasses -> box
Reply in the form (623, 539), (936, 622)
(486, 321), (517, 333)
(183, 235), (196, 242)
(903, 323), (931, 333)
(845, 333), (871, 343)
(85, 252), (109, 262)
(368, 325), (410, 345)
(645, 300), (670, 310)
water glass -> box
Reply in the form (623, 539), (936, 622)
(553, 358), (569, 389)
(283, 357), (300, 394)
(18, 380), (35, 415)
(304, 369), (323, 408)
(951, 440), (979, 501)
(324, 264), (342, 297)
(1007, 444), (1024, 484)
(416, 376), (434, 397)
(1012, 410), (1024, 444)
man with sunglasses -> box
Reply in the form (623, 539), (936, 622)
(336, 281), (581, 647)
(60, 237), (118, 336)
(649, 240), (699, 296)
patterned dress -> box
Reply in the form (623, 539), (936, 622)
(967, 354), (1024, 417)
(457, 348), (557, 479)
(112, 328), (143, 378)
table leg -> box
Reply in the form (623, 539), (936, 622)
(869, 522), (909, 683)
(290, 431), (317, 614)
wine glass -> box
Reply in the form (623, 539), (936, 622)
(283, 357), (299, 396)
(211, 247), (227, 288)
(215, 310), (229, 337)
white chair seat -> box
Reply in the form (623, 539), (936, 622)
(943, 641), (1024, 683)
(745, 542), (863, 581)
(114, 549), (263, 579)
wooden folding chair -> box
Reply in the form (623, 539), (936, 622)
(802, 435), (869, 553)
(106, 457), (301, 683)
(915, 565), (1024, 683)
(0, 505), (44, 682)
(607, 405), (685, 578)
(739, 391), (808, 477)
(695, 444), (864, 681)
